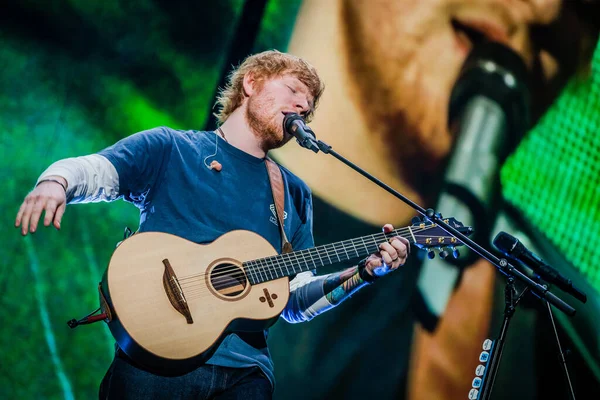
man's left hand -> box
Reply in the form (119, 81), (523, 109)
(364, 224), (410, 278)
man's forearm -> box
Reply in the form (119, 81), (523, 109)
(323, 266), (370, 305)
(37, 154), (120, 203)
(282, 265), (373, 323)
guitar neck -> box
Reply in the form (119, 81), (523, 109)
(243, 227), (416, 285)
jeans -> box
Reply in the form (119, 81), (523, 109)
(99, 352), (272, 400)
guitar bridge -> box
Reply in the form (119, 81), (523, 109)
(162, 259), (194, 324)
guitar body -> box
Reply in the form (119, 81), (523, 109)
(100, 230), (289, 376)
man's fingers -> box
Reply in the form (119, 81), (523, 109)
(390, 238), (408, 258)
(43, 201), (58, 227)
(368, 227), (410, 276)
(19, 200), (35, 236)
(16, 183), (67, 235)
(382, 223), (394, 233)
(53, 203), (66, 230)
(400, 236), (411, 254)
(28, 198), (47, 233)
(379, 250), (394, 266)
(383, 224), (409, 261)
(379, 242), (398, 260)
(15, 201), (27, 228)
(384, 239), (408, 269)
(366, 256), (383, 269)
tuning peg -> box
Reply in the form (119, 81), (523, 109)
(427, 250), (435, 259)
(452, 247), (460, 259)
(411, 216), (422, 225)
(439, 248), (450, 259)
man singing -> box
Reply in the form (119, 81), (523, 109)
(15, 50), (411, 399)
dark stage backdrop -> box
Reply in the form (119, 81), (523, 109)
(2, 1), (599, 399)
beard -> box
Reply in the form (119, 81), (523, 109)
(245, 92), (292, 152)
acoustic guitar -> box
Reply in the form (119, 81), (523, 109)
(98, 217), (471, 375)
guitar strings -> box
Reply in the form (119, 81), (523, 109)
(174, 230), (462, 300)
(180, 232), (456, 292)
(182, 234), (458, 300)
(178, 226), (428, 284)
(177, 226), (439, 283)
(179, 233), (458, 290)
(180, 233), (454, 300)
(181, 234), (456, 300)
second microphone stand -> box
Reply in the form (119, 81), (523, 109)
(478, 275), (576, 400)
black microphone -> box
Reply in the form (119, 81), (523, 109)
(493, 231), (587, 303)
(283, 113), (319, 153)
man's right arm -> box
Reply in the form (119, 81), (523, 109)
(15, 154), (119, 235)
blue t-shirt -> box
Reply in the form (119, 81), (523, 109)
(98, 126), (315, 387)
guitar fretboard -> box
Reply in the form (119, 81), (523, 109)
(242, 228), (414, 285)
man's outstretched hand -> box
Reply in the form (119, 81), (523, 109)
(15, 177), (67, 236)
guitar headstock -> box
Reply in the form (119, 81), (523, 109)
(410, 216), (473, 260)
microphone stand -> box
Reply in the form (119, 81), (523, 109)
(294, 134), (578, 399)
(478, 275), (575, 400)
(544, 285), (577, 400)
(481, 276), (529, 400)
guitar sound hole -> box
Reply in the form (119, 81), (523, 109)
(210, 263), (247, 297)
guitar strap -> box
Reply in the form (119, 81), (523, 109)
(234, 159), (293, 352)
(265, 158), (293, 254)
